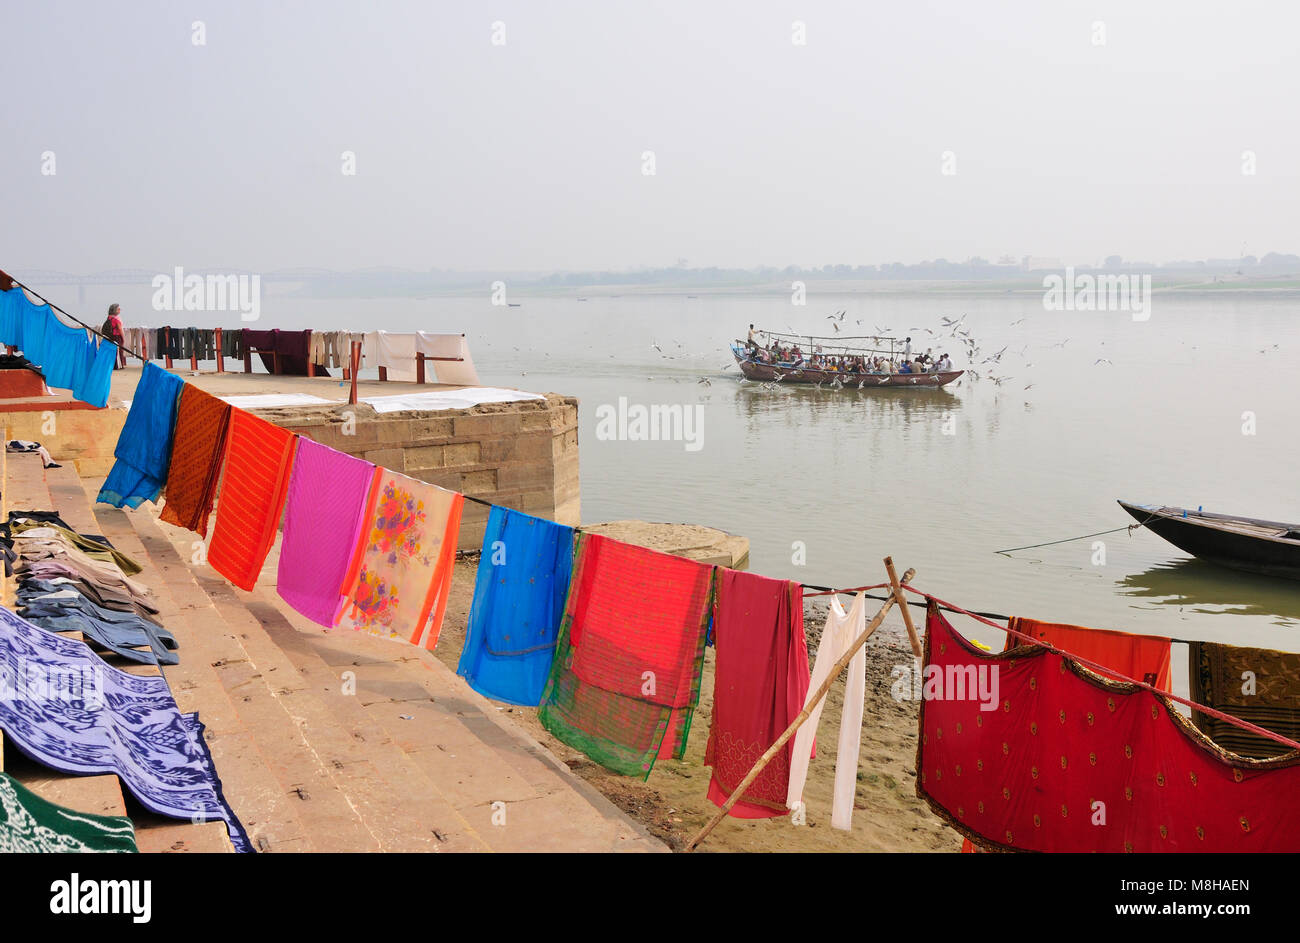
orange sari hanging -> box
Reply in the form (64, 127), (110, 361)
(1005, 617), (1172, 691)
(159, 384), (231, 537)
(206, 410), (298, 592)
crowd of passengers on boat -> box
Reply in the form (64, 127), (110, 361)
(744, 327), (955, 375)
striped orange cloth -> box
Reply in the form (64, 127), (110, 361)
(207, 409), (298, 591)
(159, 384), (231, 537)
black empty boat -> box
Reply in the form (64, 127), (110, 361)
(1118, 500), (1300, 581)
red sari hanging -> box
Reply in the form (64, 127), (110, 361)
(918, 601), (1300, 852)
(703, 569), (811, 818)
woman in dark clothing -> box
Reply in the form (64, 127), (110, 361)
(102, 303), (126, 369)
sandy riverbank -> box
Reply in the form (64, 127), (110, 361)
(435, 556), (961, 853)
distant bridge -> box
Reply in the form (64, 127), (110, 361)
(13, 268), (341, 287)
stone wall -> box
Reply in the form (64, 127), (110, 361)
(259, 394), (580, 550)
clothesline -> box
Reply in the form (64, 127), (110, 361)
(903, 584), (1300, 752)
(0, 272), (145, 364)
(1, 270), (477, 383)
(486, 472), (1293, 762)
(15, 276), (1300, 765)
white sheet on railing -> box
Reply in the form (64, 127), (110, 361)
(416, 332), (480, 385)
(363, 331), (418, 382)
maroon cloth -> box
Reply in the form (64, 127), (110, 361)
(704, 569), (811, 817)
(242, 328), (323, 376)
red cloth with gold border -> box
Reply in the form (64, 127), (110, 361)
(919, 603), (1300, 852)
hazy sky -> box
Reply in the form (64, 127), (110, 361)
(4, 1), (1297, 274)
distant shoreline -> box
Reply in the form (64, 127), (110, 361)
(286, 279), (1300, 300)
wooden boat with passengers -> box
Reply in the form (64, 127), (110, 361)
(732, 331), (963, 388)
(1118, 500), (1300, 581)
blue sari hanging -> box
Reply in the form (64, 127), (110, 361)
(457, 507), (574, 706)
(0, 290), (116, 407)
(97, 362), (184, 508)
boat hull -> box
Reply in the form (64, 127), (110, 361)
(1118, 500), (1300, 581)
(733, 347), (962, 388)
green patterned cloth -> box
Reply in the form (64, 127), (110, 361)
(538, 533), (714, 779)
(0, 772), (138, 853)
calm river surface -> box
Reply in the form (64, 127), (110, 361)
(88, 285), (1300, 674)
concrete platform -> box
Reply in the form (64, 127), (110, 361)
(583, 520), (750, 568)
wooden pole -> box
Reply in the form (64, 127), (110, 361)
(886, 556), (923, 658)
(163, 326), (173, 370)
(214, 327), (224, 372)
(348, 340), (360, 405)
(684, 560), (916, 852)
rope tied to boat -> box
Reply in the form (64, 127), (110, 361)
(994, 511), (1160, 555)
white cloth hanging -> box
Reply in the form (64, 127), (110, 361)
(374, 331), (419, 381)
(786, 591), (868, 830)
(415, 332), (481, 385)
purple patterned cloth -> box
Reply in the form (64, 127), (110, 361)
(0, 604), (249, 851)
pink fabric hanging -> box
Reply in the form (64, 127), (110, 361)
(275, 438), (381, 627)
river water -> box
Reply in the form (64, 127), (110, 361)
(84, 285), (1300, 663)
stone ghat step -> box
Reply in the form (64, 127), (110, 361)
(1, 453), (234, 852)
(79, 472), (500, 853)
(246, 543), (666, 853)
(72, 482), (327, 852)
(0, 744), (129, 819)
(189, 567), (491, 852)
(148, 510), (666, 852)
